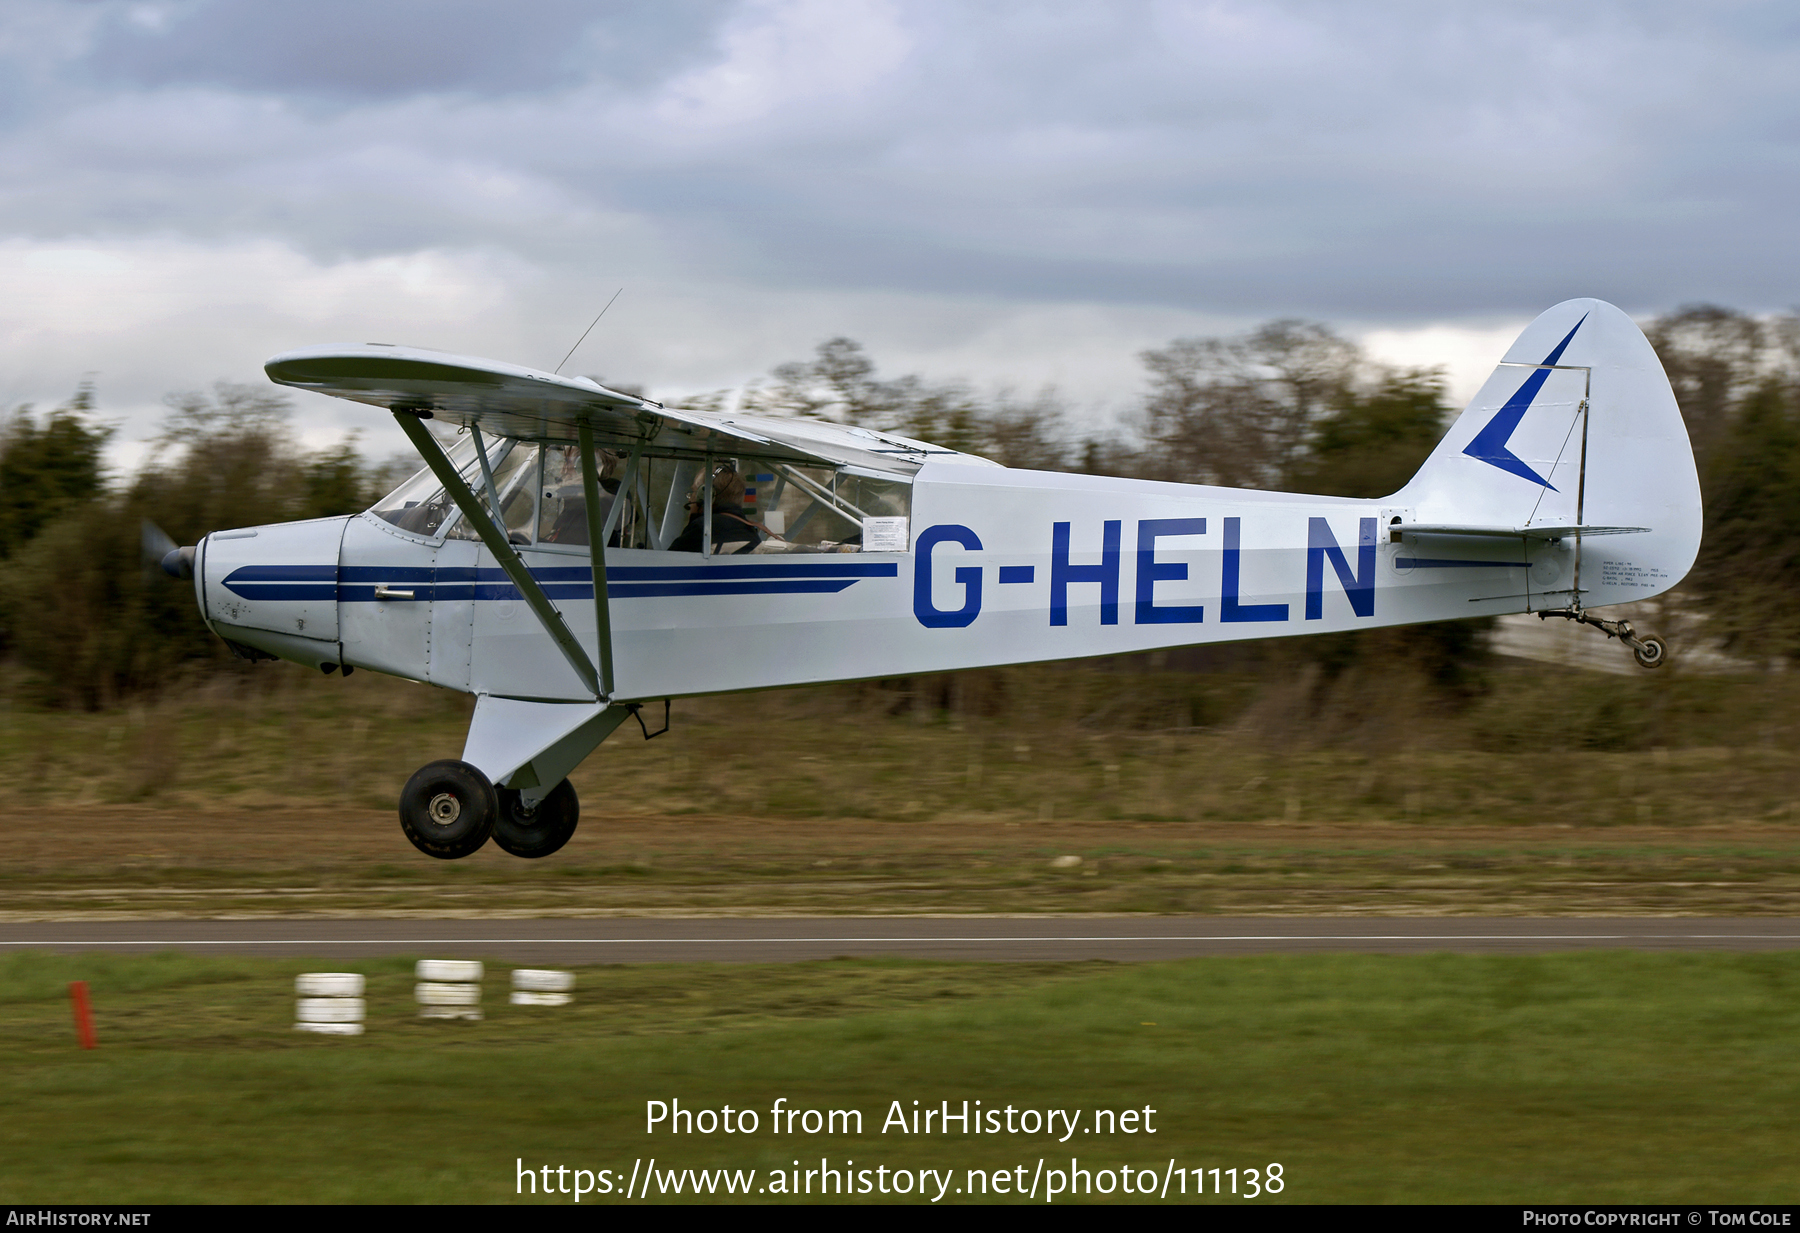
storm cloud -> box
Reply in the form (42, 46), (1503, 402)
(1, 0), (1795, 454)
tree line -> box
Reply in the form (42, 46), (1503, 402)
(2, 304), (1795, 707)
(0, 384), (398, 706)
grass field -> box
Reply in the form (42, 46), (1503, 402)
(1, 657), (1797, 918)
(4, 658), (1798, 1204)
(7, 654), (1799, 829)
(1, 949), (1796, 1204)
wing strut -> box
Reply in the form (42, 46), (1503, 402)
(392, 410), (602, 699)
(576, 418), (616, 697)
(470, 423), (506, 517)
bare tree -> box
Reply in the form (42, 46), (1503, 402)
(749, 337), (885, 422)
(978, 390), (1071, 471)
(1135, 320), (1361, 488)
(744, 338), (1075, 469)
(1645, 305), (1767, 462)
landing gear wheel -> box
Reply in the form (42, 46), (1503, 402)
(399, 760), (497, 859)
(493, 780), (580, 859)
(1632, 635), (1668, 670)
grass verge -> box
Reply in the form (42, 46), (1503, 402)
(1, 950), (1796, 1203)
(1, 661), (1798, 917)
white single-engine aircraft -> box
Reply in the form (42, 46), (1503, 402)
(164, 298), (1700, 859)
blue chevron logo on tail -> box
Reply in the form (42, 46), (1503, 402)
(1462, 314), (1587, 489)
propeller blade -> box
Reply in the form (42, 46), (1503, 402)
(140, 519), (176, 565)
(141, 520), (194, 580)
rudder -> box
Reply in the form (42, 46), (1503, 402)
(1394, 298), (1701, 608)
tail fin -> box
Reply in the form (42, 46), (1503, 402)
(1394, 298), (1701, 607)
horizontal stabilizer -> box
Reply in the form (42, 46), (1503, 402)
(1402, 523), (1650, 541)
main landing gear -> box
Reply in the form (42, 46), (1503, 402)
(1536, 608), (1668, 670)
(398, 760), (580, 859)
(494, 780), (580, 858)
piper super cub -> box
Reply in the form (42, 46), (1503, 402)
(165, 297), (1701, 859)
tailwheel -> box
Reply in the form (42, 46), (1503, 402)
(493, 779), (580, 859)
(1536, 609), (1671, 672)
(399, 760), (498, 859)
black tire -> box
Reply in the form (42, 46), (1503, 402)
(1633, 635), (1667, 670)
(399, 760), (497, 859)
(493, 780), (580, 859)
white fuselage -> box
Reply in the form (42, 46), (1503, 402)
(195, 459), (1671, 705)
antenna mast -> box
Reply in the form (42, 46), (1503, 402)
(554, 287), (624, 375)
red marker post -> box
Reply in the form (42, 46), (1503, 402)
(69, 980), (96, 1049)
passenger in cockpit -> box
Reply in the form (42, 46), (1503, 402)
(671, 462), (761, 554)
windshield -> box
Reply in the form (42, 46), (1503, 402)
(367, 436), (478, 538)
(446, 440), (540, 544)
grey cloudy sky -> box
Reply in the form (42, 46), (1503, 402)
(1, 0), (1795, 467)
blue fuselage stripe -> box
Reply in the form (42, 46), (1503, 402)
(226, 560), (894, 602)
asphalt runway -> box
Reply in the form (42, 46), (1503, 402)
(2, 918), (1798, 963)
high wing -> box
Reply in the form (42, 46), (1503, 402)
(265, 343), (984, 474)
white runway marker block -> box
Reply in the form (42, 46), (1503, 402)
(297, 997), (367, 1023)
(296, 973), (365, 998)
(511, 969), (575, 993)
(415, 982), (482, 1006)
(295, 972), (366, 1035)
(415, 960), (483, 1020)
(510, 991), (573, 1007)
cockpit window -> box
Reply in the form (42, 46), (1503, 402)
(537, 445), (625, 547)
(371, 436), (915, 554)
(445, 440), (540, 545)
(370, 436), (545, 544)
(368, 437), (478, 538)
(741, 463), (911, 552)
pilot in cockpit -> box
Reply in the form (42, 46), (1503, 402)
(671, 461), (761, 554)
